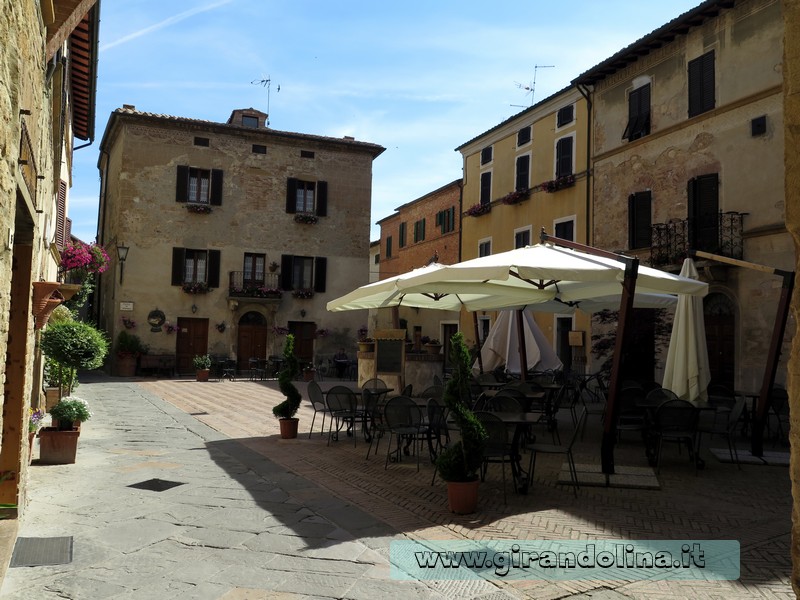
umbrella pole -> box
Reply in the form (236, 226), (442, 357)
(516, 309), (529, 381)
(473, 312), (484, 373)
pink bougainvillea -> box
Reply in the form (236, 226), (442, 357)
(61, 242), (110, 274)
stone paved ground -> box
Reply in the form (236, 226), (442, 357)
(139, 376), (795, 599)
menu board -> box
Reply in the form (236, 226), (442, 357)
(376, 338), (404, 374)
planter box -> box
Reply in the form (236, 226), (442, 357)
(38, 427), (80, 464)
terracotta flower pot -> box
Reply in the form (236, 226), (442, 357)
(32, 281), (61, 316)
(117, 355), (137, 377)
(446, 479), (480, 514)
(196, 369), (210, 382)
(35, 298), (62, 330)
(38, 427), (80, 464)
(278, 418), (299, 439)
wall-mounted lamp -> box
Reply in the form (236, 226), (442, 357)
(191, 304), (198, 314)
(300, 309), (307, 318)
(117, 244), (129, 285)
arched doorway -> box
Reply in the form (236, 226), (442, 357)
(237, 311), (268, 372)
(704, 292), (736, 388)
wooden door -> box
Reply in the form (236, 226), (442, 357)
(289, 321), (316, 367)
(176, 318), (209, 374)
(237, 311), (268, 371)
(441, 323), (459, 375)
(704, 293), (735, 388)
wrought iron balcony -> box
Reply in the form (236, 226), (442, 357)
(228, 272), (282, 299)
(649, 212), (746, 268)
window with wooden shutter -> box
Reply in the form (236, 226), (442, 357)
(399, 222), (407, 248)
(688, 174), (719, 252)
(285, 178), (298, 214)
(480, 146), (493, 165)
(413, 218), (425, 243)
(56, 180), (67, 249)
(171, 248), (185, 285)
(554, 219), (575, 241)
(207, 250), (221, 288)
(628, 191), (652, 249)
(557, 105), (574, 127)
(244, 253), (266, 285)
(623, 84), (651, 141)
(316, 181), (327, 216)
(516, 155), (530, 191)
(210, 169), (223, 206)
(386, 236), (393, 258)
(478, 239), (491, 257)
(480, 171), (492, 205)
(688, 51), (715, 118)
(555, 137), (573, 178)
(176, 166), (189, 203)
(517, 126), (531, 146)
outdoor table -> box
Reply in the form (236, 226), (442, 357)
(734, 390), (760, 438)
(488, 412), (546, 494)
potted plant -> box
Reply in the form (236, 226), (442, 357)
(28, 408), (45, 463)
(357, 327), (374, 352)
(424, 337), (443, 355)
(272, 334), (302, 438)
(39, 396), (92, 464)
(193, 354), (212, 381)
(435, 332), (487, 514)
(115, 330), (147, 377)
(40, 319), (109, 395)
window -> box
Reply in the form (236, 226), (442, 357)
(514, 228), (531, 249)
(557, 105), (574, 127)
(280, 255), (327, 292)
(374, 253), (380, 264)
(623, 83), (651, 141)
(480, 146), (493, 165)
(478, 238), (491, 257)
(243, 253), (266, 285)
(194, 137), (209, 147)
(301, 150), (315, 159)
(477, 316), (491, 343)
(517, 126), (531, 146)
(555, 136), (574, 178)
(436, 207), (456, 233)
(516, 155), (530, 191)
(386, 236), (393, 258)
(688, 174), (719, 252)
(628, 191), (652, 249)
(171, 247), (221, 288)
(285, 178), (328, 216)
(175, 166), (223, 206)
(413, 218), (426, 243)
(252, 144), (267, 154)
(398, 222), (407, 248)
(241, 115), (258, 128)
(688, 50), (715, 117)
(554, 219), (574, 241)
(480, 171), (492, 205)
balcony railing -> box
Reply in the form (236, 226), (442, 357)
(228, 272), (281, 298)
(649, 212), (746, 268)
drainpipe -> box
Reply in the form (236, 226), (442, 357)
(577, 84), (593, 245)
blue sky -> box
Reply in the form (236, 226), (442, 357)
(70, 0), (701, 243)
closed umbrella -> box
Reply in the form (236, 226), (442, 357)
(474, 310), (562, 376)
(662, 258), (711, 404)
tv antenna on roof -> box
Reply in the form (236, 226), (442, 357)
(251, 76), (280, 126)
(512, 64), (555, 108)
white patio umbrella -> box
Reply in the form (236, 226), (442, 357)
(662, 258), (711, 404)
(474, 310), (562, 376)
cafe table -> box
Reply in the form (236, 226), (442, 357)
(486, 412), (546, 494)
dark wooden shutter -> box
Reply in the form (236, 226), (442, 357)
(516, 155), (530, 190)
(56, 180), (67, 249)
(421, 218), (425, 241)
(628, 191), (652, 249)
(280, 254), (293, 289)
(556, 137), (573, 178)
(210, 169), (223, 206)
(316, 181), (327, 216)
(688, 174), (719, 252)
(701, 51), (715, 113)
(480, 172), (491, 204)
(450, 206), (456, 231)
(207, 249), (221, 288)
(171, 247), (185, 285)
(689, 51), (715, 117)
(314, 257), (327, 293)
(285, 178), (297, 213)
(176, 166), (189, 203)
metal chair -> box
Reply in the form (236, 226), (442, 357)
(221, 359), (237, 381)
(475, 411), (514, 503)
(325, 385), (362, 447)
(647, 399), (699, 473)
(306, 380), (330, 439)
(697, 395), (746, 469)
(382, 396), (427, 471)
(525, 409), (586, 497)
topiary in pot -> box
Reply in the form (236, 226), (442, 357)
(273, 334), (302, 437)
(40, 321), (109, 395)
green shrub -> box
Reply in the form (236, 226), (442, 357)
(273, 334), (302, 419)
(40, 321), (109, 394)
(116, 330), (148, 357)
(192, 354), (211, 370)
(49, 397), (91, 423)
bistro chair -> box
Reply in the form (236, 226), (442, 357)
(382, 396), (428, 471)
(418, 385), (444, 404)
(696, 395), (746, 469)
(325, 385), (362, 448)
(306, 380), (330, 439)
(426, 398), (450, 463)
(646, 399), (699, 474)
(364, 388), (390, 459)
(578, 373), (607, 439)
(525, 409), (586, 497)
(769, 387), (790, 444)
(475, 411), (514, 503)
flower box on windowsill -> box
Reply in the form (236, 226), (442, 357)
(186, 203), (212, 214)
(465, 202), (491, 217)
(292, 289), (314, 299)
(500, 188), (531, 205)
(294, 213), (318, 224)
(539, 174), (576, 193)
(182, 282), (209, 294)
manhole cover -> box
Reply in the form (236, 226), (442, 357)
(10, 536), (73, 567)
(128, 478), (185, 492)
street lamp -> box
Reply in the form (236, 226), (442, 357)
(117, 244), (129, 284)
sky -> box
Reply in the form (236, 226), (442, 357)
(69, 0), (703, 244)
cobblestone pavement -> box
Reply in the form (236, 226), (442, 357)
(137, 376), (795, 599)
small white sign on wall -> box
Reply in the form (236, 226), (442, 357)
(119, 301), (134, 311)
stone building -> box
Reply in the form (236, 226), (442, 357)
(94, 106), (384, 375)
(0, 0), (99, 515)
(376, 178), (462, 350)
(456, 87), (592, 372)
(574, 0), (790, 390)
